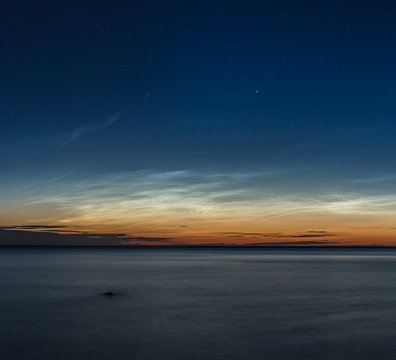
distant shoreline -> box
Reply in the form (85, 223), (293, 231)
(0, 245), (396, 249)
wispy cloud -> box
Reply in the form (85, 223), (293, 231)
(0, 226), (173, 246)
(243, 240), (340, 246)
(0, 229), (128, 246)
(61, 113), (119, 147)
(0, 225), (70, 230)
(125, 236), (172, 242)
(217, 231), (340, 239)
(0, 225), (84, 234)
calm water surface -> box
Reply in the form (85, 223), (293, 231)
(1, 247), (396, 360)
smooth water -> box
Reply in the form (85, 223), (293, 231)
(1, 247), (396, 360)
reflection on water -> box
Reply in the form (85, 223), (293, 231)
(1, 247), (396, 360)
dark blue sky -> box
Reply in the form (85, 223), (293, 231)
(1, 1), (396, 245)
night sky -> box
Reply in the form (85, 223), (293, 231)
(2, 0), (396, 245)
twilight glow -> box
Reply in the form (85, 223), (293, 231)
(2, 1), (396, 246)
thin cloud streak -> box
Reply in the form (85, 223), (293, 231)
(0, 228), (173, 246)
(243, 240), (341, 246)
(61, 113), (119, 147)
(217, 231), (340, 239)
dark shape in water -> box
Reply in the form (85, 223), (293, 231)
(102, 291), (114, 296)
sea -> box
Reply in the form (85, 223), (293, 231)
(1, 247), (396, 360)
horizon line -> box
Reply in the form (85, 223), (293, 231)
(1, 245), (395, 249)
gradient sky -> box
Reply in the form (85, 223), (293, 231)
(2, 0), (396, 245)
